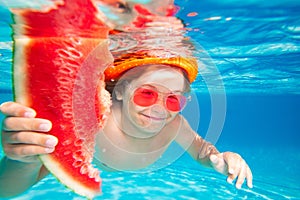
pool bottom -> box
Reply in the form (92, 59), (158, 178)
(1, 146), (299, 200)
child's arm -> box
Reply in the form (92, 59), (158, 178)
(0, 102), (56, 197)
(174, 115), (253, 189)
(0, 157), (49, 197)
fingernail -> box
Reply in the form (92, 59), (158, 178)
(248, 183), (253, 188)
(39, 123), (51, 131)
(24, 111), (35, 118)
(210, 155), (218, 163)
(46, 138), (58, 147)
(236, 184), (241, 189)
(45, 147), (55, 153)
(227, 178), (233, 184)
(229, 168), (235, 174)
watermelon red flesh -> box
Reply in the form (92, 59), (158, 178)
(12, 0), (113, 198)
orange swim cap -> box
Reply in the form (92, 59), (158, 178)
(104, 51), (198, 83)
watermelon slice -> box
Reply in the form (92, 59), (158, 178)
(11, 0), (113, 198)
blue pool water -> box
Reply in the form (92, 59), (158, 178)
(0, 0), (300, 199)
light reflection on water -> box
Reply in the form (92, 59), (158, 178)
(3, 152), (299, 199)
(0, 1), (300, 199)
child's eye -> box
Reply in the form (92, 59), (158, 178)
(167, 95), (179, 103)
(141, 89), (155, 96)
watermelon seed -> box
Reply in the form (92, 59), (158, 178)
(61, 102), (72, 110)
(73, 150), (84, 160)
(57, 85), (71, 93)
(66, 47), (82, 58)
(59, 66), (75, 75)
(62, 139), (72, 146)
(74, 138), (85, 146)
(62, 111), (73, 119)
(56, 49), (68, 57)
(65, 58), (81, 67)
(63, 150), (72, 156)
(80, 164), (89, 174)
(73, 160), (83, 168)
(59, 93), (71, 101)
(57, 77), (72, 84)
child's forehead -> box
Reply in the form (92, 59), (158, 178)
(137, 64), (183, 77)
(118, 64), (188, 91)
(130, 72), (186, 92)
(133, 64), (181, 73)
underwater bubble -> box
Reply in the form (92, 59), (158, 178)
(108, 33), (138, 52)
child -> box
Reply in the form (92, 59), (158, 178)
(0, 50), (253, 198)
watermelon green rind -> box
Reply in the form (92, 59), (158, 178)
(11, 0), (113, 198)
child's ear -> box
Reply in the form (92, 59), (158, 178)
(114, 88), (123, 100)
(114, 81), (128, 101)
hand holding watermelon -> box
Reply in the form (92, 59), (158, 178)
(0, 102), (57, 163)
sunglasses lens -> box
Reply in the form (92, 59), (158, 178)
(133, 88), (158, 107)
(166, 95), (187, 112)
(133, 87), (187, 112)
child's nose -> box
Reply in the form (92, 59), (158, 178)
(150, 104), (167, 115)
(152, 95), (166, 111)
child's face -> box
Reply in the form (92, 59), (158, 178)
(118, 65), (187, 138)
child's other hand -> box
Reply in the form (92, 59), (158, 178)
(209, 152), (253, 189)
(0, 102), (58, 163)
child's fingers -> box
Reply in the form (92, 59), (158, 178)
(235, 162), (247, 189)
(0, 101), (36, 118)
(2, 131), (58, 162)
(4, 143), (55, 160)
(2, 117), (52, 132)
(2, 131), (58, 148)
(246, 166), (253, 188)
